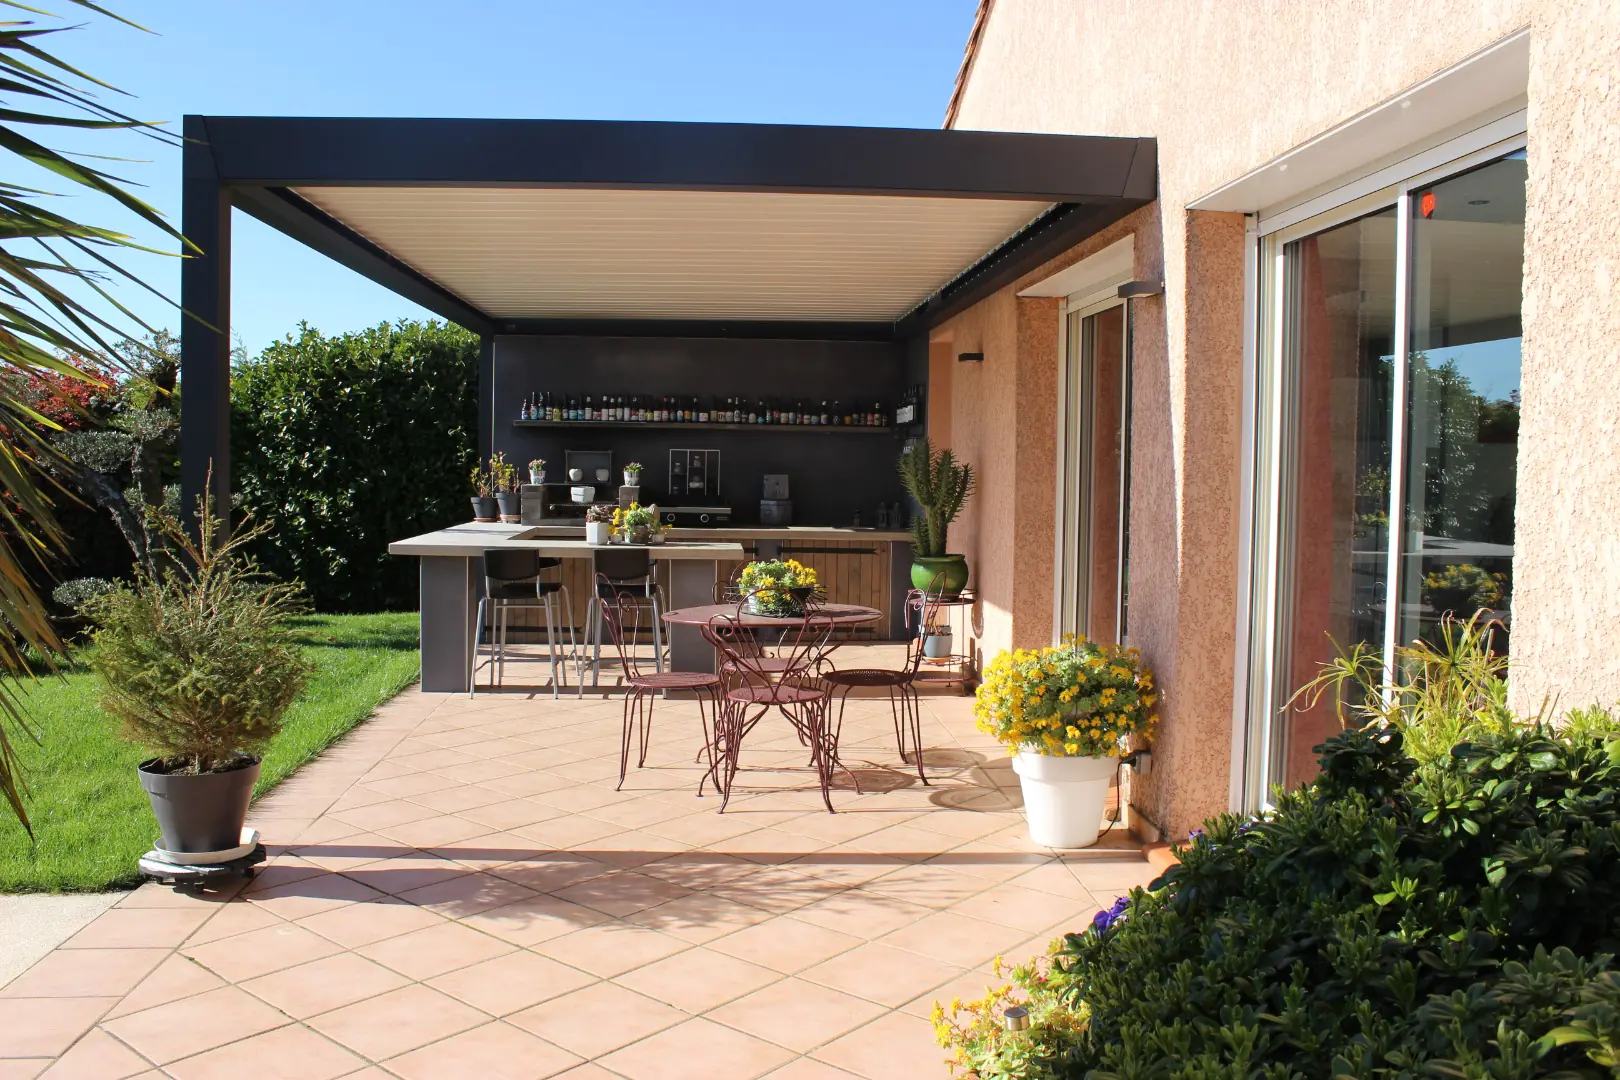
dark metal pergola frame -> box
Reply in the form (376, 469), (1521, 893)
(180, 114), (1155, 514)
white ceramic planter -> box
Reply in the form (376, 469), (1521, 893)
(585, 521), (611, 545)
(1013, 750), (1118, 848)
(624, 471), (641, 487)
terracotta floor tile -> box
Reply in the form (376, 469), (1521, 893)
(358, 919), (515, 979)
(305, 984), (488, 1060)
(490, 853), (615, 894)
(577, 829), (690, 869)
(426, 950), (595, 1016)
(787, 893), (937, 940)
(239, 953), (409, 1019)
(781, 851), (910, 889)
(759, 1059), (863, 1079)
(811, 1010), (941, 1079)
(900, 969), (1008, 1020)
(183, 900), (288, 948)
(948, 884), (1090, 933)
(102, 956), (226, 1020)
(163, 1023), (364, 1080)
(0, 1061), (46, 1079)
(364, 772), (463, 798)
(181, 921), (343, 982)
(383, 1020), (582, 1080)
(406, 783), (511, 814)
(394, 870), (540, 916)
(707, 867), (843, 914)
(422, 831), (540, 870)
(551, 871), (693, 917)
(1010, 860), (1101, 901)
(294, 897), (447, 948)
(32, 1026), (150, 1079)
(707, 977), (889, 1054)
(709, 917), (863, 974)
(860, 863), (990, 910)
(103, 986), (288, 1064)
(288, 834), (409, 873)
(238, 858), (326, 894)
(338, 855), (467, 896)
(374, 814), (494, 849)
(0, 948), (166, 999)
(113, 883), (241, 910)
(598, 1017), (795, 1080)
(533, 922), (690, 978)
(550, 1065), (627, 1080)
(0, 997), (118, 1059)
(59, 908), (212, 950)
(243, 871), (386, 920)
(506, 983), (685, 1059)
(455, 797), (565, 831)
(635, 851), (762, 889)
(510, 814), (625, 849)
(878, 910), (1033, 969)
(623, 891), (777, 943)
(329, 798), (443, 832)
(613, 947), (779, 1013)
(459, 895), (613, 947)
(799, 942), (966, 1008)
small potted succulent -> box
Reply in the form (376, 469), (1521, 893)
(614, 502), (657, 544)
(529, 458), (546, 485)
(490, 452), (521, 522)
(84, 499), (311, 857)
(623, 461), (643, 487)
(975, 636), (1158, 848)
(921, 619), (954, 661)
(585, 503), (613, 545)
(469, 461), (497, 521)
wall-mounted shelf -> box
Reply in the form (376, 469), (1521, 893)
(512, 419), (895, 435)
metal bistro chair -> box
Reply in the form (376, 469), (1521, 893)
(706, 600), (843, 812)
(470, 548), (575, 699)
(593, 574), (724, 793)
(819, 573), (947, 785)
(583, 546), (665, 693)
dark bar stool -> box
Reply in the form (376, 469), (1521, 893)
(583, 546), (664, 692)
(470, 549), (575, 699)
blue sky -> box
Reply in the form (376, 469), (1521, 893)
(38, 1), (978, 356)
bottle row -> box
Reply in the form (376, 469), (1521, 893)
(517, 392), (897, 427)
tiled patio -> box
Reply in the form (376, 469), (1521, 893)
(1, 657), (1155, 1078)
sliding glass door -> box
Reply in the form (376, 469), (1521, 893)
(1244, 148), (1525, 800)
(1057, 302), (1129, 644)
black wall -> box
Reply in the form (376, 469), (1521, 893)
(492, 335), (912, 526)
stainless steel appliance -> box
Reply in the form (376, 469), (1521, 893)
(760, 473), (791, 526)
(669, 449), (721, 502)
(659, 506), (732, 527)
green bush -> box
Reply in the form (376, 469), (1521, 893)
(85, 505), (311, 774)
(946, 717), (1620, 1078)
(231, 320), (478, 611)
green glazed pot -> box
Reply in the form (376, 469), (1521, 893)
(911, 554), (969, 596)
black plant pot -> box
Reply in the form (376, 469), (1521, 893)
(471, 496), (498, 522)
(139, 756), (260, 854)
(495, 491), (521, 522)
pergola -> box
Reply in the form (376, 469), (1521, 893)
(179, 116), (1156, 513)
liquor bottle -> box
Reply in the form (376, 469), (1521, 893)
(843, 403), (854, 426)
(551, 394), (562, 422)
(698, 397), (710, 424)
(876, 401), (885, 427)
(819, 400), (829, 426)
(618, 395), (627, 422)
(520, 397), (530, 421)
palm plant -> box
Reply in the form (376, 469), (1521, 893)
(897, 437), (975, 557)
(1, 2), (182, 832)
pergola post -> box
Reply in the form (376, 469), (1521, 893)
(180, 115), (233, 527)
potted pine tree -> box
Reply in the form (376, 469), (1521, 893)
(974, 638), (1158, 848)
(84, 500), (311, 856)
(898, 437), (976, 596)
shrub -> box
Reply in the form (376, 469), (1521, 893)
(939, 716), (1620, 1078)
(50, 577), (117, 611)
(231, 320), (479, 612)
(84, 503), (311, 773)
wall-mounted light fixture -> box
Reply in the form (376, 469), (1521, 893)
(1116, 280), (1164, 300)
(957, 351), (984, 364)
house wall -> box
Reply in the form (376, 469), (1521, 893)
(942, 0), (1620, 834)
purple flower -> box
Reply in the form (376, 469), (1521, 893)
(1091, 895), (1130, 935)
(1188, 828), (1205, 841)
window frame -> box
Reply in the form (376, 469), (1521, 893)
(1234, 129), (1527, 813)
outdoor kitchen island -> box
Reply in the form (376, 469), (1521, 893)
(390, 522), (913, 693)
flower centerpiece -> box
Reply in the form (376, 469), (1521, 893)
(737, 558), (822, 617)
(528, 458), (546, 485)
(612, 502), (658, 544)
(975, 636), (1158, 847)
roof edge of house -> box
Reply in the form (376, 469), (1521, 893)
(943, 0), (994, 130)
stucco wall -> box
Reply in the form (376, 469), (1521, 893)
(942, 0), (1620, 833)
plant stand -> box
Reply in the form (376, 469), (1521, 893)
(138, 843), (266, 888)
(908, 587), (977, 692)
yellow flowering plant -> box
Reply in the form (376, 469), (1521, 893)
(974, 636), (1158, 757)
(736, 558), (821, 617)
(931, 947), (1089, 1079)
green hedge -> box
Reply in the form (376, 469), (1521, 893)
(231, 320), (478, 612)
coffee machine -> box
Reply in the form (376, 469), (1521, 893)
(661, 449), (731, 527)
(760, 474), (792, 526)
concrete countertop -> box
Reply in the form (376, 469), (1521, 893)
(521, 524), (912, 543)
(388, 522), (746, 559)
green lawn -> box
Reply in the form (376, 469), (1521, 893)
(0, 612), (420, 893)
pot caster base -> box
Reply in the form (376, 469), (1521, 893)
(138, 843), (266, 888)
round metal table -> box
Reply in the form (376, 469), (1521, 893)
(661, 602), (884, 631)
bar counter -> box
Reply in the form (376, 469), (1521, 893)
(390, 522), (913, 692)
